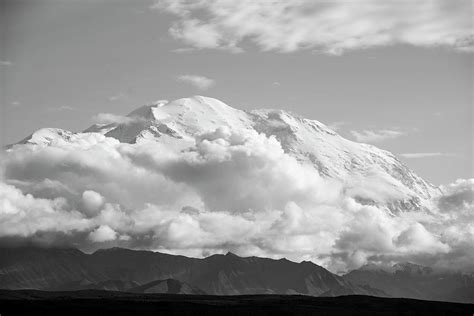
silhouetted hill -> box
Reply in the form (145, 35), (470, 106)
(0, 246), (379, 296)
(2, 246), (472, 303)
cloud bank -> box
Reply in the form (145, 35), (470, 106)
(153, 0), (473, 54)
(1, 130), (472, 273)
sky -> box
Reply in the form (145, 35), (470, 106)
(1, 0), (472, 185)
(1, 0), (473, 272)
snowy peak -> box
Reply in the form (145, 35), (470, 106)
(15, 128), (74, 146)
(151, 96), (251, 134)
(13, 96), (439, 212)
(131, 96), (244, 124)
(84, 96), (251, 144)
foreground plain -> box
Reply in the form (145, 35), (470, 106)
(0, 290), (473, 316)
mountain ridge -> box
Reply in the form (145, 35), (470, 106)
(0, 246), (384, 297)
(1, 246), (472, 303)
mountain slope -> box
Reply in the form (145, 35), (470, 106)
(17, 96), (439, 212)
(0, 247), (98, 290)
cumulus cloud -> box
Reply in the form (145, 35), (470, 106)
(177, 74), (216, 90)
(152, 0), (473, 54)
(431, 179), (474, 270)
(438, 179), (473, 212)
(0, 128), (473, 272)
(88, 225), (117, 242)
(394, 223), (450, 254)
(400, 152), (456, 158)
(350, 129), (405, 143)
(82, 190), (105, 216)
(0, 181), (92, 241)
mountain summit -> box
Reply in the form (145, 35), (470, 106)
(18, 96), (439, 213)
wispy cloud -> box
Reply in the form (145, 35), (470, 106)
(47, 105), (77, 112)
(177, 74), (216, 90)
(327, 121), (348, 131)
(400, 152), (456, 159)
(171, 47), (197, 53)
(350, 129), (406, 143)
(108, 93), (126, 102)
(0, 60), (13, 66)
(153, 0), (473, 54)
(92, 113), (140, 125)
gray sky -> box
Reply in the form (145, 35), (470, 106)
(1, 0), (472, 185)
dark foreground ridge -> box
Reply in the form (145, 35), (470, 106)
(2, 246), (474, 303)
(1, 290), (473, 316)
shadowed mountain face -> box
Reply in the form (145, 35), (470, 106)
(0, 246), (381, 297)
(344, 262), (474, 303)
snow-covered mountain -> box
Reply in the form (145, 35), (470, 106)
(16, 96), (439, 213)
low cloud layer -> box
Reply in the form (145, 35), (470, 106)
(153, 0), (473, 54)
(1, 130), (472, 273)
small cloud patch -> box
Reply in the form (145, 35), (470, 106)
(177, 75), (215, 90)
